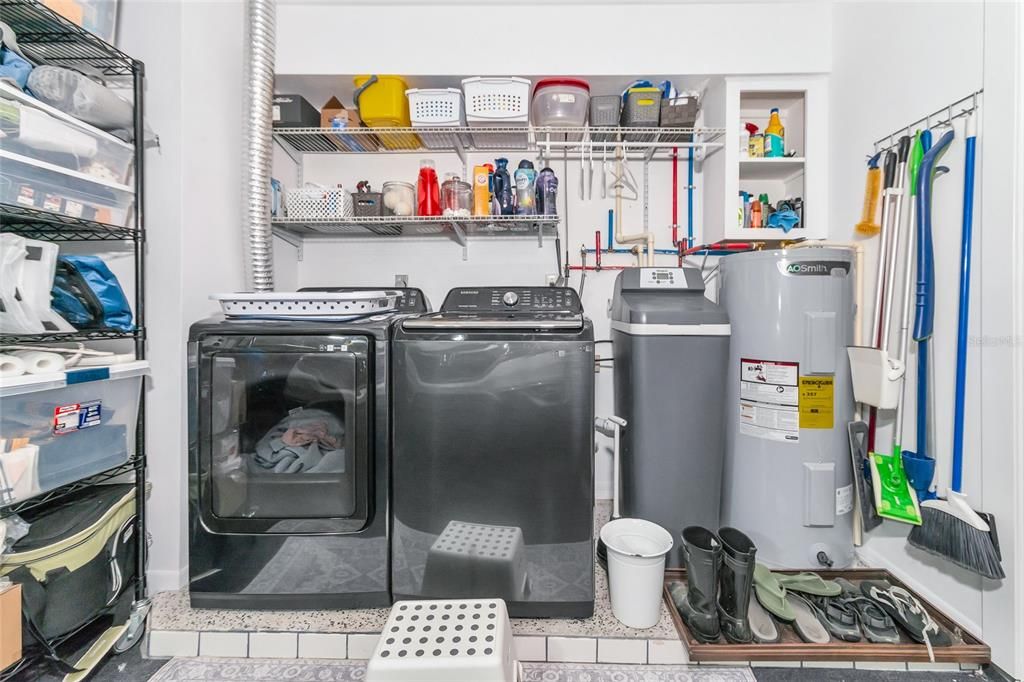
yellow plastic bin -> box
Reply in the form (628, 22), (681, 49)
(353, 75), (420, 150)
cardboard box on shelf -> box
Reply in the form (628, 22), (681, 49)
(320, 97), (362, 129)
(271, 95), (319, 128)
(0, 583), (22, 671)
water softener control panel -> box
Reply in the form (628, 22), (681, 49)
(441, 287), (583, 314)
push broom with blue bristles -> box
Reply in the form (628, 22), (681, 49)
(907, 114), (1004, 580)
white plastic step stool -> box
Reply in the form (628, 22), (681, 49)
(366, 598), (519, 682)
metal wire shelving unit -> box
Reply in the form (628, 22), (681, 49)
(0, 0), (149, 659)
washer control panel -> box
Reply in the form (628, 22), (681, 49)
(442, 287), (583, 314)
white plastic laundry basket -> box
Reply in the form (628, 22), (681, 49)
(600, 518), (674, 629)
(407, 88), (470, 150)
(367, 598), (519, 682)
(462, 77), (531, 149)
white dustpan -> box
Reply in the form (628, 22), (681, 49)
(847, 346), (904, 409)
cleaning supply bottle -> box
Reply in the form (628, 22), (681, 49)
(764, 108), (785, 157)
(536, 167), (558, 215)
(417, 160), (441, 216)
(750, 197), (762, 228)
(472, 164), (490, 216)
(493, 158), (514, 216)
(745, 123), (763, 158)
(514, 160), (537, 215)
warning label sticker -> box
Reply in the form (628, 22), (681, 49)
(53, 400), (102, 435)
(799, 376), (835, 429)
(836, 484), (854, 516)
(739, 358), (799, 443)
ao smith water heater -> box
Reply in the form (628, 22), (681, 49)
(719, 248), (856, 569)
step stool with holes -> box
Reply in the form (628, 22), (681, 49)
(421, 520), (528, 602)
(366, 598), (519, 682)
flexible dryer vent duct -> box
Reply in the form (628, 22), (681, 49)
(242, 0), (276, 292)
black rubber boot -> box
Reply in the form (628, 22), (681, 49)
(717, 527), (757, 644)
(674, 526), (721, 643)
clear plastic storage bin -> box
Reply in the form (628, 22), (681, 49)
(1, 83), (134, 186)
(531, 78), (590, 127)
(0, 152), (133, 227)
(0, 361), (148, 506)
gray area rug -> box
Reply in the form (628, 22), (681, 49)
(149, 657), (756, 681)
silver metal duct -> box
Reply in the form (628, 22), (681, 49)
(242, 0), (276, 292)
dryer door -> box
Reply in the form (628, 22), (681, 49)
(196, 334), (371, 534)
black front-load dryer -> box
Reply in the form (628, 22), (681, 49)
(187, 288), (427, 610)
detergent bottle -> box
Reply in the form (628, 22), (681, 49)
(536, 167), (558, 215)
(514, 160), (538, 215)
(417, 160), (441, 216)
(764, 108), (785, 157)
(493, 158), (515, 215)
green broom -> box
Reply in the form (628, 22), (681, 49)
(907, 115), (1003, 580)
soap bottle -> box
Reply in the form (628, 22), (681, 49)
(493, 158), (514, 216)
(536, 167), (558, 215)
(514, 160), (537, 215)
(764, 108), (785, 157)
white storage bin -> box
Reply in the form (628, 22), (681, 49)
(0, 151), (134, 227)
(407, 88), (470, 150)
(0, 83), (134, 186)
(285, 186), (353, 220)
(0, 361), (148, 506)
(461, 77), (531, 149)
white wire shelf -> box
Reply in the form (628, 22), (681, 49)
(271, 214), (559, 244)
(273, 125), (726, 158)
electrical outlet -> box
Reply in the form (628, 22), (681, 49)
(545, 274), (558, 286)
(395, 274), (409, 287)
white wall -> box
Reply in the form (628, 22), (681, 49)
(830, 2), (1022, 677)
(118, 0), (246, 594)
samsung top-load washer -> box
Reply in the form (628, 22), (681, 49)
(187, 288), (428, 610)
(391, 286), (595, 617)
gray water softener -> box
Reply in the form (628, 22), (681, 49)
(610, 267), (731, 567)
(719, 248), (856, 569)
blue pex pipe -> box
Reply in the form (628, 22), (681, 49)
(582, 248), (736, 257)
(687, 150), (694, 248)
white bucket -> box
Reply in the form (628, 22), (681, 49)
(599, 518), (674, 629)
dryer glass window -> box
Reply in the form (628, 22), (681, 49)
(200, 336), (369, 522)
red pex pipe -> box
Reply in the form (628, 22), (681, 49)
(569, 265), (627, 271)
(594, 231), (602, 269)
(682, 241), (756, 257)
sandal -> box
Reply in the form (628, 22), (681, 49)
(752, 564), (796, 621)
(748, 591), (779, 643)
(835, 578), (900, 644)
(860, 580), (952, 659)
(775, 571), (842, 597)
(808, 595), (862, 642)
(785, 593), (831, 644)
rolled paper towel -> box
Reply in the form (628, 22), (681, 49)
(14, 351), (66, 374)
(0, 354), (28, 378)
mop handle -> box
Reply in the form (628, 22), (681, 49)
(952, 115), (977, 493)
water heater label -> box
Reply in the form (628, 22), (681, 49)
(836, 484), (854, 516)
(799, 376), (835, 429)
(739, 358), (799, 443)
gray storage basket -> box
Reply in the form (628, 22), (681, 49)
(621, 89), (661, 127)
(589, 95), (621, 127)
(660, 95), (701, 142)
(353, 191), (384, 217)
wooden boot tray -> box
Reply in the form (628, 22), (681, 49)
(662, 567), (990, 664)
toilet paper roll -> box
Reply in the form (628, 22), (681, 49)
(13, 351), (66, 374)
(0, 354), (27, 378)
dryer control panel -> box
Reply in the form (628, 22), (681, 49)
(441, 287), (583, 314)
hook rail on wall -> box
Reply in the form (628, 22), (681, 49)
(872, 90), (982, 154)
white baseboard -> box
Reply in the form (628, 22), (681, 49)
(147, 566), (188, 594)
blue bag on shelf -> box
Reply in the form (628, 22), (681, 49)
(51, 255), (133, 331)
